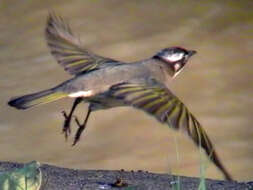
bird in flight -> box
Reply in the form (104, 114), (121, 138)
(8, 13), (232, 180)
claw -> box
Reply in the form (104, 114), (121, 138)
(72, 116), (84, 146)
(72, 124), (83, 146)
(73, 116), (81, 145)
(74, 116), (81, 127)
(72, 108), (92, 146)
(60, 98), (83, 142)
(72, 137), (79, 146)
(62, 110), (72, 140)
(62, 110), (68, 119)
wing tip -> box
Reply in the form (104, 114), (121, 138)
(46, 11), (58, 35)
(45, 11), (79, 45)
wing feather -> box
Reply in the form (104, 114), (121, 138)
(45, 13), (119, 75)
(110, 83), (232, 180)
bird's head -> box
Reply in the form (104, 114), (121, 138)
(153, 47), (197, 77)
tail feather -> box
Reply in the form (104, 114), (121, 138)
(8, 89), (67, 110)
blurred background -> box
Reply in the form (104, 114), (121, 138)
(1, 0), (252, 181)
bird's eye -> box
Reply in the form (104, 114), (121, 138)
(164, 53), (184, 62)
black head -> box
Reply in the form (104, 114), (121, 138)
(153, 47), (197, 77)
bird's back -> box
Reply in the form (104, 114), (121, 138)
(59, 62), (152, 96)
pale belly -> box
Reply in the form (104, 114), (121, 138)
(86, 94), (126, 111)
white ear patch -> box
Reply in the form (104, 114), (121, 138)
(164, 53), (184, 62)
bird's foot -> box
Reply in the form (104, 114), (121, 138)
(72, 116), (86, 146)
(62, 110), (72, 140)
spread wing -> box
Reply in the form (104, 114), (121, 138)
(109, 82), (232, 180)
(45, 13), (119, 75)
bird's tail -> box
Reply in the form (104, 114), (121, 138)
(8, 88), (68, 110)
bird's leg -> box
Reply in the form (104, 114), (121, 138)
(72, 105), (92, 146)
(62, 97), (83, 140)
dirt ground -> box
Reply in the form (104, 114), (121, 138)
(0, 161), (252, 190)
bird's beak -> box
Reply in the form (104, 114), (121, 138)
(188, 50), (197, 56)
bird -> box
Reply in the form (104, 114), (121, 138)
(8, 13), (232, 180)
